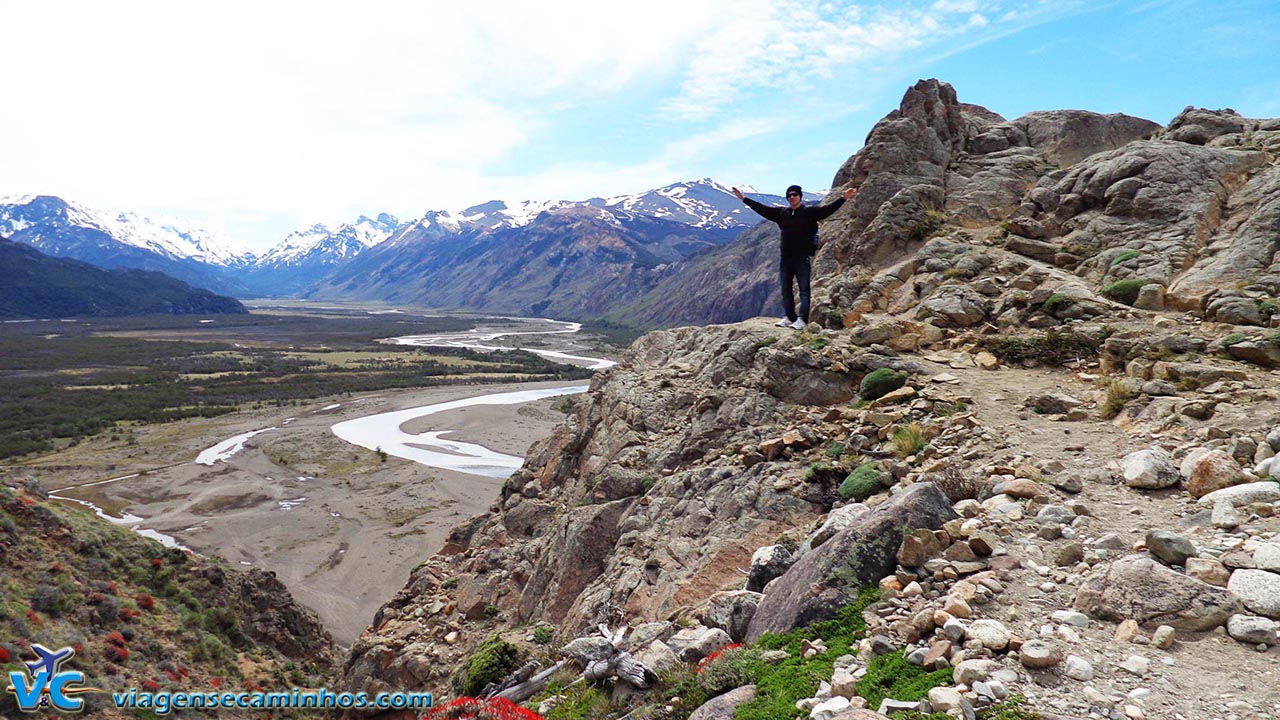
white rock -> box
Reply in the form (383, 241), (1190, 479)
(1064, 654), (1094, 681)
(968, 619), (1011, 650)
(810, 696), (851, 720)
(1227, 614), (1279, 645)
(1228, 569), (1280, 618)
(1253, 543), (1280, 572)
(1124, 448), (1181, 489)
(928, 686), (966, 712)
(1118, 655), (1150, 676)
(1212, 500), (1242, 529)
(1198, 482), (1280, 507)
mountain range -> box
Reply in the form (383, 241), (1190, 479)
(0, 181), (818, 323)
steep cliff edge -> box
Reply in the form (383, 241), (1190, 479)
(341, 81), (1280, 719)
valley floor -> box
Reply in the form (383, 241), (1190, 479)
(2, 378), (579, 645)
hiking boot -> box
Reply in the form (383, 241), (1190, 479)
(791, 318), (807, 331)
(775, 317), (794, 327)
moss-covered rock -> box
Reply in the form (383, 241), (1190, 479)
(859, 368), (908, 401)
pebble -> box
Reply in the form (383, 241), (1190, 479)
(1151, 625), (1176, 649)
(968, 619), (1011, 650)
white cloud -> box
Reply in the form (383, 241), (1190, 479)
(0, 0), (1097, 251)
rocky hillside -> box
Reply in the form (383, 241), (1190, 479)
(0, 479), (336, 717)
(339, 81), (1280, 720)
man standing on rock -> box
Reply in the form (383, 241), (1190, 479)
(733, 184), (857, 330)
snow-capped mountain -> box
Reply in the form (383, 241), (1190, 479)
(0, 195), (253, 267)
(0, 195), (255, 295)
(253, 213), (400, 269)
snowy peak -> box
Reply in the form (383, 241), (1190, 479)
(255, 213), (401, 268)
(0, 195), (254, 266)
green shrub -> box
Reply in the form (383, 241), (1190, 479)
(532, 625), (554, 645)
(859, 369), (908, 401)
(1221, 332), (1246, 347)
(809, 337), (829, 350)
(839, 463), (883, 501)
(857, 650), (955, 711)
(460, 635), (520, 696)
(1041, 293), (1074, 315)
(1110, 250), (1141, 266)
(1103, 278), (1145, 306)
(825, 441), (847, 459)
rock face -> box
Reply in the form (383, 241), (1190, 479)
(1073, 554), (1243, 631)
(744, 483), (957, 642)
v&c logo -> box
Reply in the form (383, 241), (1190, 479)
(5, 643), (103, 713)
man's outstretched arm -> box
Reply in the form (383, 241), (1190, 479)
(812, 187), (859, 221)
(733, 186), (782, 222)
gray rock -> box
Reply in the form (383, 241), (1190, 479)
(953, 659), (1001, 685)
(1226, 615), (1278, 646)
(667, 625), (733, 663)
(1151, 625), (1177, 649)
(1118, 654), (1150, 676)
(688, 684), (757, 720)
(1141, 380), (1178, 396)
(804, 504), (872, 552)
(1227, 569), (1280, 619)
(634, 640), (679, 675)
(560, 636), (617, 664)
(1051, 610), (1091, 627)
(747, 545), (795, 593)
(628, 621), (674, 650)
(1036, 504), (1076, 525)
(1018, 640), (1063, 669)
(1211, 500), (1242, 529)
(1207, 296), (1267, 326)
(917, 285), (990, 328)
(700, 591), (763, 643)
(1122, 448), (1181, 489)
(1145, 529), (1197, 565)
(1073, 554), (1242, 631)
(745, 483), (957, 642)
(1133, 284), (1165, 310)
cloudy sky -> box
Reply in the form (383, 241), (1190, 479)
(2, 0), (1277, 253)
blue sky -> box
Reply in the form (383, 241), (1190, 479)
(1, 0), (1276, 253)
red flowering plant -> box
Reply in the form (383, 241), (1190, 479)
(420, 697), (543, 720)
(695, 643), (744, 674)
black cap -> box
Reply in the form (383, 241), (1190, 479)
(786, 185), (802, 196)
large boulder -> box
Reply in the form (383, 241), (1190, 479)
(1073, 554), (1242, 630)
(745, 483), (957, 642)
(1187, 449), (1249, 499)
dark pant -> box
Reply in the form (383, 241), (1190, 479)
(779, 254), (811, 322)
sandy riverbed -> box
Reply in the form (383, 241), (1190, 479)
(7, 379), (580, 646)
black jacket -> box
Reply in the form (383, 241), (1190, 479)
(742, 196), (846, 258)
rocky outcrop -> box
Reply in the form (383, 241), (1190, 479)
(341, 320), (884, 695)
